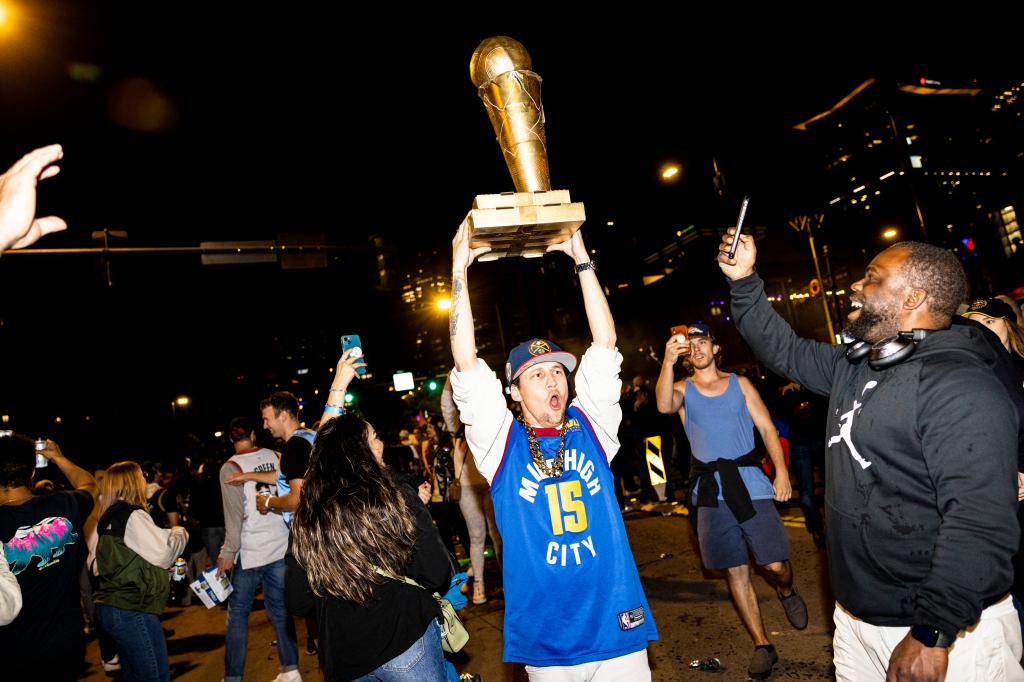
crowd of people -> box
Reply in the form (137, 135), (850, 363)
(2, 140), (1024, 682)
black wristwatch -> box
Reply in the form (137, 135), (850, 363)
(910, 624), (954, 648)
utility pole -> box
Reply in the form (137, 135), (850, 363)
(789, 214), (836, 344)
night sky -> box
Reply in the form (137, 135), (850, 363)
(0, 5), (1016, 460)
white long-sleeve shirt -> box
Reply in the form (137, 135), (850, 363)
(124, 509), (189, 569)
(449, 344), (623, 483)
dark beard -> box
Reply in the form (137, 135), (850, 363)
(845, 304), (899, 343)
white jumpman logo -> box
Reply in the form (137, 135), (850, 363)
(828, 381), (877, 471)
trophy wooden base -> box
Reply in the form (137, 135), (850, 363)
(468, 190), (585, 260)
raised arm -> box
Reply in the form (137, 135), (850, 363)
(655, 336), (689, 414)
(547, 230), (614, 348)
(320, 349), (365, 424)
(41, 440), (98, 502)
(450, 216), (491, 372)
(718, 228), (843, 395)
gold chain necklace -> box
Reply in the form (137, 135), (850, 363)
(520, 418), (567, 479)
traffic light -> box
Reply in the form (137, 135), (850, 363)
(344, 392), (355, 405)
(427, 380), (439, 392)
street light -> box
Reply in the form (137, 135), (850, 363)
(661, 164), (680, 181)
(436, 297), (452, 311)
(882, 228), (898, 239)
(171, 395), (190, 430)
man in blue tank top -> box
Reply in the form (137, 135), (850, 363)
(448, 219), (658, 680)
(655, 323), (807, 680)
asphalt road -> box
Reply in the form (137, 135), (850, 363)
(82, 507), (836, 681)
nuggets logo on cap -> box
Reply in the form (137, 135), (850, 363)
(528, 340), (551, 355)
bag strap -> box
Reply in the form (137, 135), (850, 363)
(372, 565), (427, 592)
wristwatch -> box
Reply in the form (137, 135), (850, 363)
(574, 260), (597, 274)
(910, 624), (954, 648)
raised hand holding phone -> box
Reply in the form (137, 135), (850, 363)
(725, 196), (750, 260)
(341, 335), (367, 376)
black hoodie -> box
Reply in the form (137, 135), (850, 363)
(730, 272), (1019, 640)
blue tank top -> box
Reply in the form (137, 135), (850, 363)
(491, 405), (658, 666)
(277, 428), (316, 526)
(684, 375), (774, 501)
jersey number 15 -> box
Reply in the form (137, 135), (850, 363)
(544, 480), (588, 535)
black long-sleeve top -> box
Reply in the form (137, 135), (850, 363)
(730, 271), (1018, 640)
(317, 484), (453, 681)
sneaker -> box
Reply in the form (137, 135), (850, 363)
(748, 644), (778, 680)
(305, 638), (318, 656)
(102, 656), (121, 672)
(472, 582), (487, 605)
(778, 588), (809, 630)
(270, 671), (302, 682)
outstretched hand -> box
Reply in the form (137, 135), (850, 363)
(0, 144), (67, 253)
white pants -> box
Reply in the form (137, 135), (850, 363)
(524, 649), (650, 682)
(833, 596), (1024, 681)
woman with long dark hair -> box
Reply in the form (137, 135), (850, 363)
(291, 408), (452, 681)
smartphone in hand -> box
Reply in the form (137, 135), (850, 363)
(341, 335), (368, 376)
(726, 196), (750, 260)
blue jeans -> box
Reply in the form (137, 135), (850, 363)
(352, 619), (447, 681)
(224, 557), (298, 681)
(201, 526), (225, 564)
(95, 604), (169, 682)
(789, 442), (824, 533)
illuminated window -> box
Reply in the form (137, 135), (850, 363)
(997, 206), (1021, 257)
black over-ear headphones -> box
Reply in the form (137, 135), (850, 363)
(845, 329), (931, 370)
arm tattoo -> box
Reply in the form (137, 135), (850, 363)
(449, 277), (465, 337)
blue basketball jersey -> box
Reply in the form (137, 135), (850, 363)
(491, 405), (657, 666)
(277, 428), (316, 526)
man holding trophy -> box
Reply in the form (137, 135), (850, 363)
(448, 37), (657, 680)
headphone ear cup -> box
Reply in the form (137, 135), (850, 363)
(845, 340), (871, 363)
(867, 335), (916, 369)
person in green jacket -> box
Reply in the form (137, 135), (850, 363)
(94, 461), (188, 682)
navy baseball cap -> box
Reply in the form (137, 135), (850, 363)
(506, 338), (578, 384)
(687, 323), (715, 340)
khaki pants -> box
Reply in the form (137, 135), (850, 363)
(833, 596), (1024, 681)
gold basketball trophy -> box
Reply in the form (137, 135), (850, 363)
(468, 36), (585, 260)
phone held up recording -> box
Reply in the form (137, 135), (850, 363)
(341, 335), (369, 377)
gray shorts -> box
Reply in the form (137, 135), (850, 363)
(696, 499), (790, 570)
